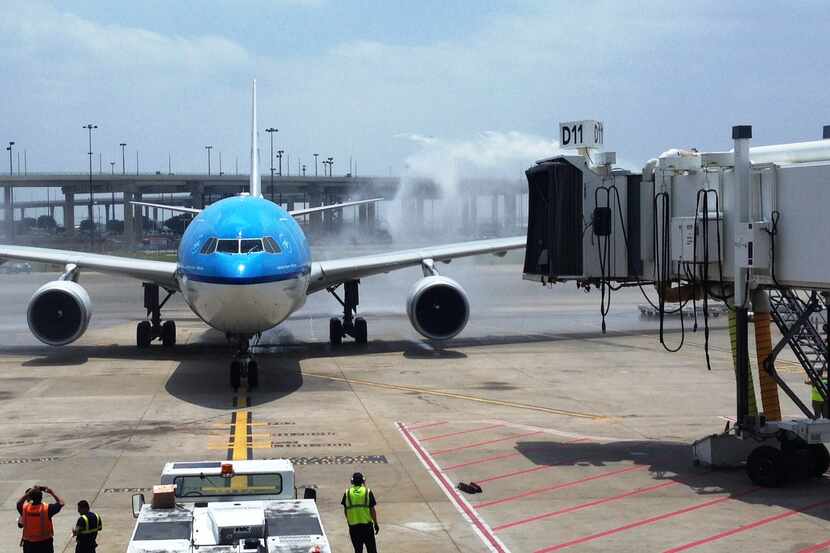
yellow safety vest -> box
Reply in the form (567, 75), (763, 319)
(78, 513), (102, 535)
(813, 381), (828, 403)
(344, 486), (373, 526)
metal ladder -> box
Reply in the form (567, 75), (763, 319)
(767, 289), (828, 416)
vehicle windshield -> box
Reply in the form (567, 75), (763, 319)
(173, 473), (283, 498)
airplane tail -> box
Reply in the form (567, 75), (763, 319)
(249, 79), (262, 197)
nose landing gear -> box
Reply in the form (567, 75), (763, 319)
(328, 280), (368, 346)
(229, 335), (259, 389)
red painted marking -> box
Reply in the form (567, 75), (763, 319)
(663, 498), (830, 553)
(532, 487), (759, 553)
(494, 480), (677, 532)
(397, 422), (508, 553)
(476, 438), (591, 484)
(442, 452), (521, 471)
(406, 421), (448, 431)
(475, 465), (645, 509)
(421, 423), (506, 442)
(477, 464), (552, 484)
(431, 430), (543, 456)
(800, 538), (830, 553)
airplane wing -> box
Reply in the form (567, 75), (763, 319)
(307, 236), (526, 293)
(130, 201), (202, 215)
(289, 198), (383, 217)
(0, 245), (179, 289)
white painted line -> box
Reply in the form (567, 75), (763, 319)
(397, 421), (512, 553)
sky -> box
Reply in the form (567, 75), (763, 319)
(0, 0), (829, 177)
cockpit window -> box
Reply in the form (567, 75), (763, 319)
(241, 239), (263, 253)
(200, 237), (217, 254)
(263, 237), (281, 253)
(206, 238), (279, 254)
(216, 239), (240, 254)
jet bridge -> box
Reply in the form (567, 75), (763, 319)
(524, 120), (830, 486)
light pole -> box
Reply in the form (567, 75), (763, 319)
(266, 127), (278, 201)
(6, 141), (13, 175)
(110, 161), (115, 175)
(313, 153), (319, 176)
(205, 145), (213, 175)
(83, 124), (98, 250)
(277, 150), (284, 177)
(302, 164), (306, 176)
(219, 151), (223, 176)
(120, 143), (127, 175)
(327, 157), (334, 177)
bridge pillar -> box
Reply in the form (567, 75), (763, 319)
(491, 194), (499, 227)
(153, 207), (158, 231)
(367, 201), (376, 230)
(469, 194), (478, 234)
(104, 203), (110, 223)
(359, 204), (368, 227)
(190, 182), (204, 209)
(63, 191), (75, 237)
(504, 193), (517, 230)
(4, 186), (13, 242)
(124, 190), (134, 245)
(309, 190), (323, 232)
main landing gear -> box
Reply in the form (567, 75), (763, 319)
(136, 283), (176, 348)
(328, 280), (368, 346)
(229, 335), (259, 389)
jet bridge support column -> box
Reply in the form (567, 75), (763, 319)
(733, 124), (753, 430)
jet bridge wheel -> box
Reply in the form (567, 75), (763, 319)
(808, 444), (830, 477)
(746, 445), (785, 487)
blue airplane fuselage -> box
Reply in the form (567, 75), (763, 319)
(175, 195), (312, 334)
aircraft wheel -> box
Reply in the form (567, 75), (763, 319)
(329, 318), (343, 346)
(248, 360), (259, 388)
(808, 444), (830, 477)
(747, 445), (784, 487)
(354, 317), (368, 344)
(230, 360), (241, 389)
(137, 321), (152, 348)
(161, 320), (176, 347)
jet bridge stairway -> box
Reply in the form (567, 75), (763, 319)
(767, 289), (828, 418)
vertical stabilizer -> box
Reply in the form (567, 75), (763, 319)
(250, 79), (262, 197)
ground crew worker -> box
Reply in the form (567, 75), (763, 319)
(16, 485), (64, 553)
(812, 372), (829, 418)
(72, 500), (102, 553)
(341, 472), (379, 553)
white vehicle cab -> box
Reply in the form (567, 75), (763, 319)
(128, 459), (330, 553)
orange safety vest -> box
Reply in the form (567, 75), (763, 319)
(22, 502), (53, 542)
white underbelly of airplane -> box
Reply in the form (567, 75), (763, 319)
(178, 275), (309, 334)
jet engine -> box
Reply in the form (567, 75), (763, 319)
(406, 275), (470, 340)
(26, 280), (92, 346)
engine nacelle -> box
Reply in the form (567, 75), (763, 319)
(406, 276), (470, 340)
(27, 280), (92, 346)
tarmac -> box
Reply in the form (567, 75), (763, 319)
(0, 261), (828, 552)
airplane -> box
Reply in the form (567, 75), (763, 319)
(0, 81), (525, 388)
